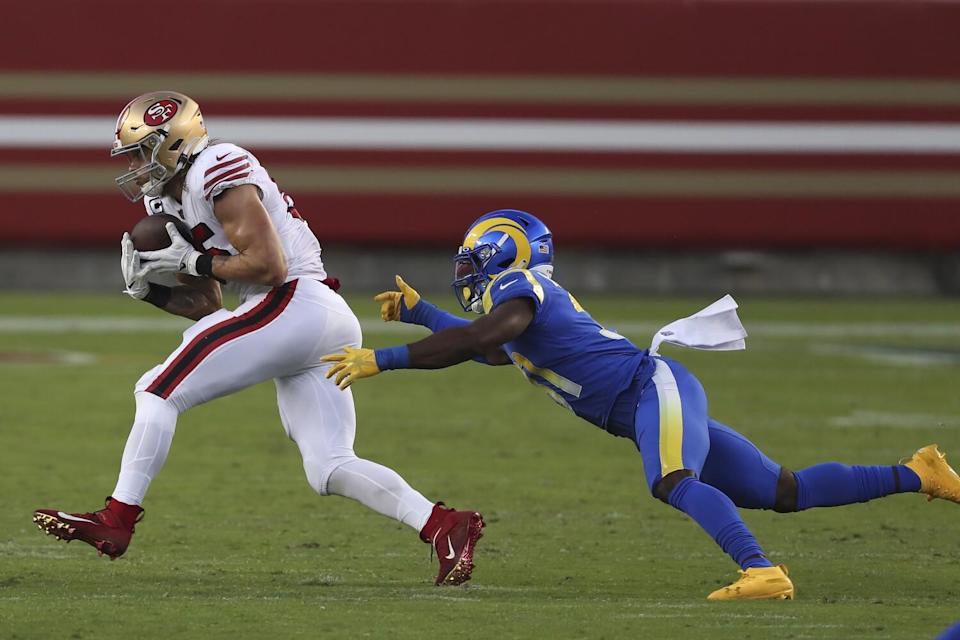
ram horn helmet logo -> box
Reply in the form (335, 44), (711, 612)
(143, 99), (179, 126)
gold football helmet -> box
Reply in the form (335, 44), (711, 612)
(111, 91), (209, 201)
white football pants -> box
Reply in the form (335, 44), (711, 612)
(112, 277), (433, 532)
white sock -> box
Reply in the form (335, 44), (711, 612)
(326, 458), (434, 532)
(111, 392), (179, 506)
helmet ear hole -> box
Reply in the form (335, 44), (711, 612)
(497, 258), (513, 269)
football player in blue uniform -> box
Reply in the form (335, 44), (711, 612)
(322, 209), (960, 600)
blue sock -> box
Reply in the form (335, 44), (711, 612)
(668, 476), (773, 570)
(794, 464), (921, 511)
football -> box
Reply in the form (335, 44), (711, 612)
(130, 214), (197, 252)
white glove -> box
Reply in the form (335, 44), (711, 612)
(120, 232), (150, 300)
(137, 222), (204, 278)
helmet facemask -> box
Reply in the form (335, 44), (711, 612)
(453, 243), (500, 313)
(111, 132), (172, 202)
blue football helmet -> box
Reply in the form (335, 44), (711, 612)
(453, 209), (554, 312)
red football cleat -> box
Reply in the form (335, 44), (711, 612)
(419, 502), (485, 586)
(33, 497), (143, 560)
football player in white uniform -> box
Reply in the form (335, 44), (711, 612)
(33, 91), (484, 586)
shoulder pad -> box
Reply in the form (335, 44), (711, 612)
(482, 269), (545, 314)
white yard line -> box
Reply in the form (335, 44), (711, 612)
(829, 410), (957, 429)
(811, 343), (960, 367)
(0, 316), (420, 334)
(0, 349), (97, 365)
(0, 316), (958, 338)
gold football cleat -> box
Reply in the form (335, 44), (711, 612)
(903, 444), (960, 503)
(707, 564), (795, 601)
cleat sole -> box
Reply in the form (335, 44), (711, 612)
(708, 589), (795, 602)
(439, 513), (485, 587)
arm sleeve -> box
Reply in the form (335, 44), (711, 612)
(403, 299), (471, 332)
(403, 300), (498, 365)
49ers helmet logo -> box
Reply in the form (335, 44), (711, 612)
(143, 99), (179, 126)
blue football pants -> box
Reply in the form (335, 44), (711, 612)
(634, 356), (780, 509)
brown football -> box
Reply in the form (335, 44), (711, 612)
(130, 214), (198, 251)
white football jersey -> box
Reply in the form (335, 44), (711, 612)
(144, 142), (327, 302)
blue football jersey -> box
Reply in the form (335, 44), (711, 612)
(481, 268), (654, 429)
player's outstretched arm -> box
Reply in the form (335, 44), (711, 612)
(323, 298), (533, 389)
(406, 297), (533, 368)
(375, 274), (474, 333)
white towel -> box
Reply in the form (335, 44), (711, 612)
(649, 294), (748, 356)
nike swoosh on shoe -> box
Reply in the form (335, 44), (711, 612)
(57, 512), (97, 524)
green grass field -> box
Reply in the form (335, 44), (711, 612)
(1, 292), (959, 639)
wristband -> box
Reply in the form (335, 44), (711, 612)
(374, 345), (411, 371)
(143, 283), (172, 308)
(195, 253), (215, 277)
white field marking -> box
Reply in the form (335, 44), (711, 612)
(0, 542), (70, 559)
(829, 410), (958, 429)
(0, 316), (424, 334)
(0, 350), (97, 365)
(609, 321), (960, 339)
(613, 614), (832, 625)
(726, 322), (960, 339)
(613, 612), (800, 619)
(405, 594), (487, 603)
(57, 351), (98, 365)
(812, 343), (960, 367)
(1, 316), (959, 339)
(5, 116), (960, 153)
(0, 316), (194, 333)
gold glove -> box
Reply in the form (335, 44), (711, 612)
(373, 275), (421, 322)
(321, 347), (381, 389)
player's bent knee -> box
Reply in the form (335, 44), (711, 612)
(653, 469), (696, 503)
(303, 454), (357, 496)
(773, 468), (799, 513)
